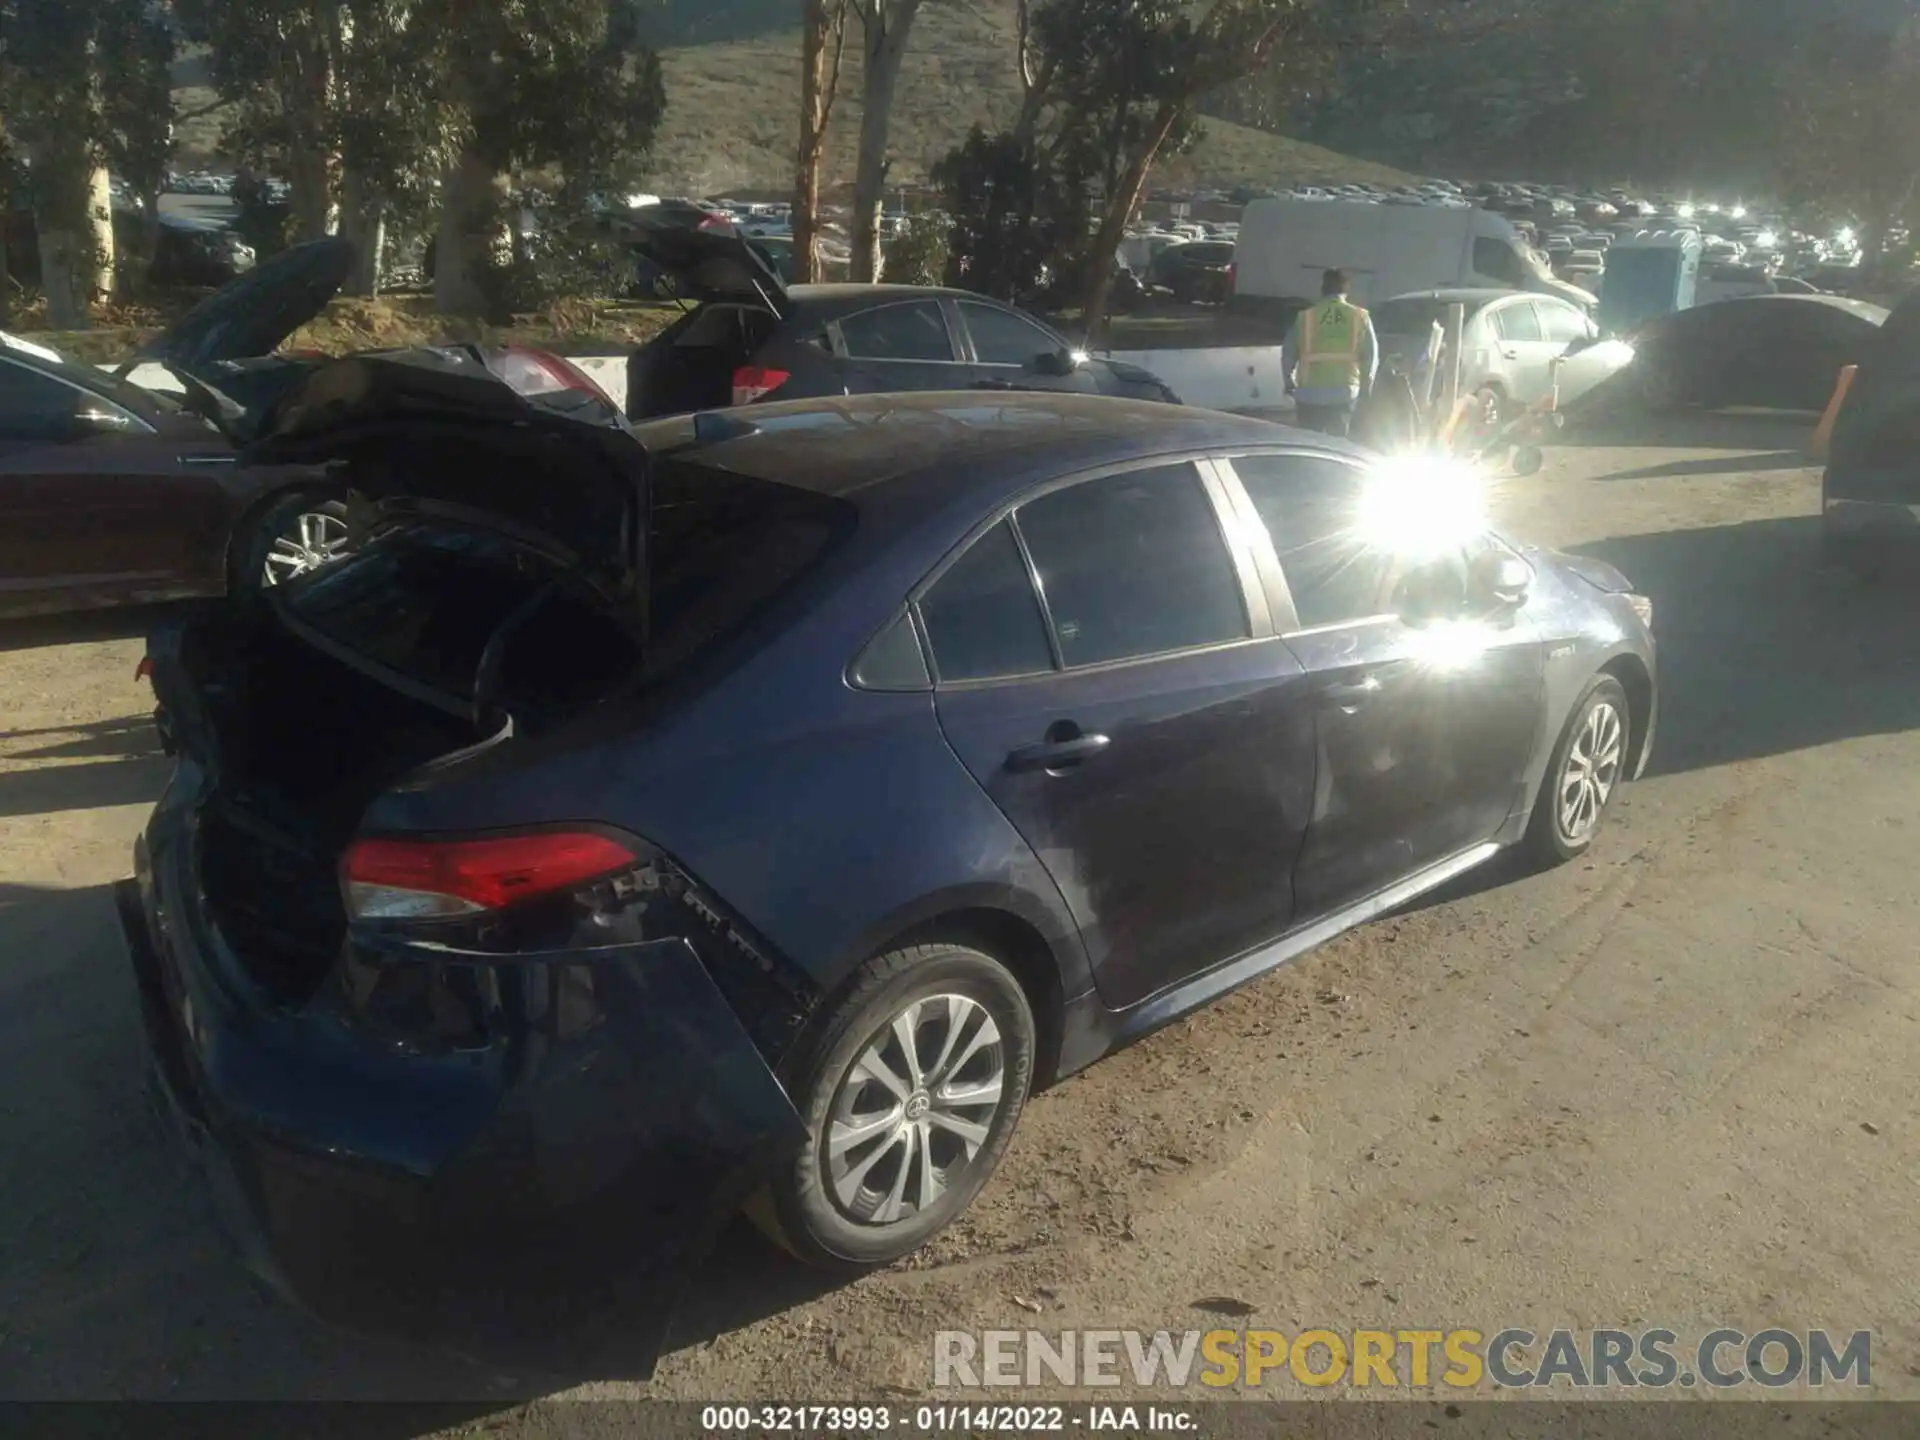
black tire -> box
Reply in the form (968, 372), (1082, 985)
(1521, 675), (1632, 868)
(1513, 445), (1546, 476)
(756, 943), (1036, 1269)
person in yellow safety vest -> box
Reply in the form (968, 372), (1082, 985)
(1282, 268), (1380, 438)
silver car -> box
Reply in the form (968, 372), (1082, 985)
(1374, 288), (1636, 424)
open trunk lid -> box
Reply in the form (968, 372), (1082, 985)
(589, 204), (788, 315)
(139, 236), (357, 374)
(244, 346), (649, 601)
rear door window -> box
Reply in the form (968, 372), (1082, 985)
(837, 302), (957, 362)
(1014, 463), (1248, 667)
(1493, 303), (1544, 343)
(1537, 300), (1589, 344)
(919, 519), (1055, 682)
(958, 302), (1060, 366)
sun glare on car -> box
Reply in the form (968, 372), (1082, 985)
(1352, 454), (1489, 559)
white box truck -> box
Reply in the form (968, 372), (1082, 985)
(1232, 198), (1597, 315)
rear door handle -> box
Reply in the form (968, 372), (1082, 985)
(1500, 348), (1520, 360)
(1321, 675), (1383, 710)
(1006, 732), (1111, 773)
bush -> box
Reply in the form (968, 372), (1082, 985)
(883, 212), (952, 287)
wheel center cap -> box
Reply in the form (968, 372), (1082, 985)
(904, 1091), (931, 1122)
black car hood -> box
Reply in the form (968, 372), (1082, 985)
(591, 206), (788, 313)
(141, 236), (356, 374)
(244, 347), (646, 599)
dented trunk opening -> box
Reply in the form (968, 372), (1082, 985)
(152, 517), (648, 1005)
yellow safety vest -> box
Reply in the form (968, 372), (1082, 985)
(1299, 299), (1368, 391)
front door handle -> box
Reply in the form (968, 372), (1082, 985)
(1006, 731), (1111, 773)
(177, 454), (237, 466)
(1500, 348), (1520, 360)
(1321, 675), (1383, 711)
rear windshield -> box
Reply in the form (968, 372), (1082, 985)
(277, 465), (853, 716)
(643, 461), (856, 678)
(1374, 299), (1455, 336)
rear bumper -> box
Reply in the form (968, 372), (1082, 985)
(119, 762), (808, 1363)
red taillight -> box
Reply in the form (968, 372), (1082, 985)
(486, 346), (615, 405)
(135, 657), (154, 682)
(341, 831), (640, 920)
(731, 365), (790, 406)
(696, 212), (732, 231)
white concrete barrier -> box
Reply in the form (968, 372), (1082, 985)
(1100, 346), (1293, 418)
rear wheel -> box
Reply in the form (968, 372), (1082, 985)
(1521, 675), (1631, 867)
(757, 943), (1036, 1268)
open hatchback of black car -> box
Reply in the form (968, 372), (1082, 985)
(122, 363), (1656, 1359)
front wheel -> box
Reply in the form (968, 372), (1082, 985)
(260, 498), (353, 587)
(756, 943), (1036, 1268)
(1521, 674), (1632, 867)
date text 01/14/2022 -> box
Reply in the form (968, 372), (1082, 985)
(698, 1404), (1198, 1432)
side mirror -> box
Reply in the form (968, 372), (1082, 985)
(1034, 348), (1078, 377)
(1468, 549), (1533, 610)
(63, 404), (137, 440)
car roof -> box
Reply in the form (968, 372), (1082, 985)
(631, 392), (1355, 512)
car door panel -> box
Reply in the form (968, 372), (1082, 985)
(920, 461), (1317, 1011)
(934, 645), (1318, 1011)
(0, 430), (240, 613)
(1281, 609), (1542, 920)
(1219, 452), (1546, 922)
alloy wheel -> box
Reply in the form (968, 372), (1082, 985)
(824, 993), (1006, 1228)
(1557, 698), (1624, 843)
(261, 510), (351, 587)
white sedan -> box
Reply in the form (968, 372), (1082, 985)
(1373, 288), (1636, 423)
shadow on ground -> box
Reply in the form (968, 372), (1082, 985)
(0, 879), (848, 1403)
(0, 715), (170, 819)
(1403, 513), (1920, 913)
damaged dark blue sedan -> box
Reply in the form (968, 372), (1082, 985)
(120, 355), (1656, 1353)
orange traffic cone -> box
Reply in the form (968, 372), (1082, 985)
(1810, 364), (1858, 460)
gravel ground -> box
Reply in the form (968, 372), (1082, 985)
(1, 413), (1914, 1420)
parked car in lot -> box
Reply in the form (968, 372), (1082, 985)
(123, 371), (1656, 1349)
(1372, 288), (1637, 423)
(1146, 240), (1236, 303)
(615, 214), (1179, 417)
(0, 239), (618, 619)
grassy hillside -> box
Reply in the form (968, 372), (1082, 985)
(171, 3), (1406, 195)
(647, 0), (1411, 195)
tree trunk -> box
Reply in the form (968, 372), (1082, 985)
(339, 167), (385, 296)
(793, 0), (846, 284)
(434, 144), (508, 317)
(31, 139), (101, 329)
(850, 0), (922, 283)
(85, 166), (115, 301)
(286, 143), (335, 241)
(1080, 101), (1180, 344)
